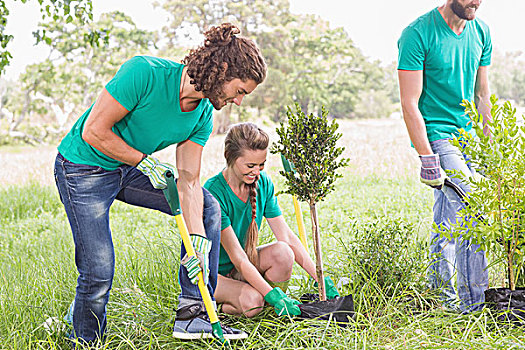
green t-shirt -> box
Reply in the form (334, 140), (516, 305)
(58, 56), (214, 170)
(204, 171), (282, 276)
(397, 8), (491, 142)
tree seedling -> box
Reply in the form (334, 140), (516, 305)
(271, 103), (349, 300)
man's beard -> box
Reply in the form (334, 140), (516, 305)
(208, 96), (224, 110)
(450, 0), (479, 21)
(205, 89), (225, 110)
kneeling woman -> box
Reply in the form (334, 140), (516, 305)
(204, 122), (339, 318)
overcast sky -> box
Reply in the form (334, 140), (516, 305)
(4, 0), (524, 80)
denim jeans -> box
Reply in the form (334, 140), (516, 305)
(54, 153), (221, 343)
(428, 139), (488, 313)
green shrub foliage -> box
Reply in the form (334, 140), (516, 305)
(344, 218), (427, 297)
(271, 103), (349, 205)
(449, 95), (525, 290)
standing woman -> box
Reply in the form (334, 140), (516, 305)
(204, 123), (339, 318)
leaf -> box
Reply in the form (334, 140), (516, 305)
(271, 103), (350, 204)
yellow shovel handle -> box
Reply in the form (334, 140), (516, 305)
(163, 171), (227, 344)
(174, 214), (219, 324)
(293, 196), (308, 251)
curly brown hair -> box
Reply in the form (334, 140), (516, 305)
(182, 23), (267, 102)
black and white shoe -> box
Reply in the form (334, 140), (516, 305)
(173, 303), (248, 340)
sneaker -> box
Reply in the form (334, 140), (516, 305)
(173, 303), (248, 340)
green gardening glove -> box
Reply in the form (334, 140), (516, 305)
(264, 287), (302, 317)
(325, 276), (340, 299)
(181, 234), (212, 285)
(136, 155), (176, 190)
(314, 276), (340, 299)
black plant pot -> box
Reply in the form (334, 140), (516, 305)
(297, 294), (355, 326)
(484, 288), (525, 325)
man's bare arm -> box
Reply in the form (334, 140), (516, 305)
(176, 140), (205, 236)
(82, 88), (144, 166)
(398, 70), (433, 156)
(474, 65), (491, 135)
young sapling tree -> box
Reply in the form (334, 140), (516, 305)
(449, 95), (525, 291)
(271, 103), (349, 301)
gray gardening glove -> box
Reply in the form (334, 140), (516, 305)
(419, 154), (447, 189)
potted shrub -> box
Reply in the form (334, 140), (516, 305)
(271, 103), (349, 301)
(448, 95), (525, 323)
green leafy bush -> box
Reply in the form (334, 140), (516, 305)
(449, 95), (525, 290)
(271, 103), (349, 204)
(343, 218), (427, 296)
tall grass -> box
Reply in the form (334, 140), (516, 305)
(1, 120), (523, 348)
(1, 173), (524, 349)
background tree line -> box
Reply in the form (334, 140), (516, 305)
(0, 0), (523, 145)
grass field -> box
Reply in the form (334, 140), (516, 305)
(1, 119), (524, 349)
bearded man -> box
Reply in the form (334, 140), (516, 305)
(55, 23), (266, 345)
(397, 0), (491, 313)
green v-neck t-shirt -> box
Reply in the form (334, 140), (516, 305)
(204, 171), (282, 275)
(58, 56), (214, 170)
(397, 7), (491, 142)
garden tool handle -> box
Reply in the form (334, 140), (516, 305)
(281, 154), (308, 251)
(292, 196), (308, 250)
(443, 177), (487, 223)
(163, 171), (228, 345)
(281, 154), (294, 173)
(443, 178), (468, 201)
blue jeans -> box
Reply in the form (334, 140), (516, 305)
(54, 153), (221, 343)
(428, 139), (488, 313)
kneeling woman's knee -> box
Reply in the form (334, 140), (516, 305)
(273, 241), (295, 268)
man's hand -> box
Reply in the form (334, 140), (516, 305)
(181, 234), (212, 285)
(136, 155), (176, 190)
(264, 287), (302, 317)
(419, 154), (447, 189)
